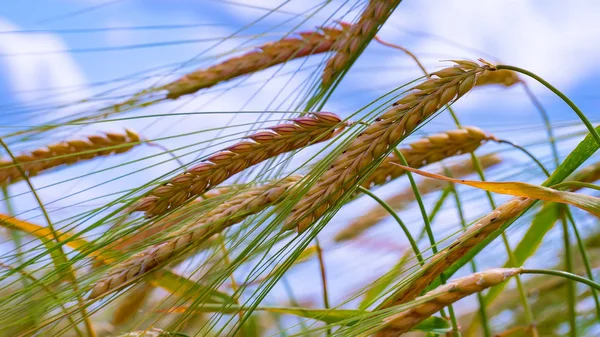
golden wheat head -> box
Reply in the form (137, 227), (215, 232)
(378, 197), (533, 309)
(322, 0), (402, 85)
(335, 154), (502, 242)
(286, 60), (492, 233)
(376, 268), (523, 336)
(161, 24), (350, 99)
(476, 69), (520, 87)
(362, 126), (497, 188)
(135, 112), (346, 218)
(90, 175), (301, 299)
(0, 129), (141, 185)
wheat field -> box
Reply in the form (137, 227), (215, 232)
(0, 1), (599, 336)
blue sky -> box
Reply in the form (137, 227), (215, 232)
(1, 0), (600, 308)
(2, 0), (599, 125)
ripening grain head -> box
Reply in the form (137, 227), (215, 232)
(135, 112), (346, 218)
(286, 61), (492, 233)
(0, 129), (141, 185)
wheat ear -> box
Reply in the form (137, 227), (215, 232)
(376, 268), (523, 336)
(109, 186), (236, 252)
(476, 69), (520, 87)
(322, 0), (402, 86)
(160, 24), (349, 99)
(90, 175), (301, 299)
(335, 154), (502, 242)
(0, 129), (140, 185)
(378, 197), (534, 309)
(362, 126), (497, 188)
(135, 112), (345, 218)
(286, 61), (491, 233)
(110, 204), (201, 253)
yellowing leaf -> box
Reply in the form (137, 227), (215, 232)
(0, 213), (115, 263)
(297, 245), (318, 263)
(393, 164), (600, 217)
(0, 213), (233, 303)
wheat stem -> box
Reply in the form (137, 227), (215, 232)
(315, 237), (331, 336)
(374, 37), (429, 75)
(497, 139), (551, 176)
(394, 149), (437, 253)
(495, 64), (600, 145)
(520, 81), (560, 166)
(560, 213), (577, 337)
(358, 186), (423, 265)
(553, 181), (600, 191)
(564, 209), (600, 321)
(521, 269), (600, 292)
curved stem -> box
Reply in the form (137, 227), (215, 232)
(145, 140), (187, 168)
(374, 37), (429, 75)
(521, 268), (600, 292)
(497, 139), (551, 177)
(357, 186), (423, 265)
(520, 81), (560, 166)
(496, 64), (600, 145)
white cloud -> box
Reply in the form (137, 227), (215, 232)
(0, 18), (90, 105)
(381, 0), (600, 89)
